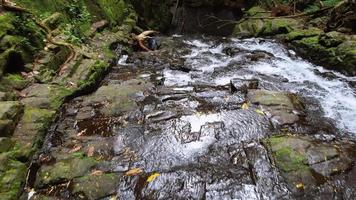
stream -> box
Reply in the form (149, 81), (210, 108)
(31, 36), (356, 200)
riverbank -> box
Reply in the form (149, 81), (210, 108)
(0, 1), (136, 199)
(233, 1), (356, 76)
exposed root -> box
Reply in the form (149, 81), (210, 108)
(1, 0), (76, 76)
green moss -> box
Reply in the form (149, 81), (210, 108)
(246, 6), (269, 17)
(0, 156), (27, 200)
(22, 106), (55, 124)
(285, 28), (323, 41)
(0, 74), (29, 91)
(0, 14), (15, 38)
(268, 135), (309, 173)
(97, 0), (126, 25)
(77, 60), (109, 90)
(36, 156), (98, 187)
(50, 87), (74, 110)
(274, 146), (308, 172)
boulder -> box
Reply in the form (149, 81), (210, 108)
(0, 101), (24, 137)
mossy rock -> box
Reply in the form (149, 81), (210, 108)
(234, 17), (301, 37)
(21, 84), (73, 110)
(284, 28), (324, 41)
(0, 74), (29, 91)
(245, 6), (269, 17)
(76, 60), (110, 91)
(0, 13), (15, 39)
(10, 106), (55, 159)
(0, 101), (24, 137)
(233, 19), (266, 37)
(0, 138), (14, 153)
(263, 18), (300, 36)
(319, 31), (345, 47)
(0, 155), (27, 200)
(35, 156), (98, 188)
(72, 173), (119, 199)
(269, 136), (310, 172)
(42, 12), (64, 30)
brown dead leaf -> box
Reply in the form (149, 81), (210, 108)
(87, 146), (95, 157)
(77, 129), (87, 136)
(125, 168), (143, 176)
(69, 145), (82, 153)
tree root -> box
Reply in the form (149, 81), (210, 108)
(1, 0), (76, 76)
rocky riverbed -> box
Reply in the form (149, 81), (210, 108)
(23, 35), (356, 200)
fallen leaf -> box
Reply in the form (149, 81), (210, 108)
(296, 183), (304, 190)
(77, 129), (87, 136)
(91, 170), (103, 176)
(125, 168), (143, 176)
(109, 196), (117, 200)
(241, 102), (249, 110)
(69, 145), (82, 153)
(147, 172), (160, 183)
(255, 109), (264, 115)
(87, 146), (95, 157)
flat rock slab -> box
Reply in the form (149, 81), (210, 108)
(247, 90), (303, 125)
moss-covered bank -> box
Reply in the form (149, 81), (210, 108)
(0, 0), (138, 199)
(233, 1), (356, 76)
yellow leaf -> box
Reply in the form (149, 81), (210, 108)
(241, 103), (249, 110)
(255, 109), (264, 115)
(296, 183), (304, 190)
(146, 172), (160, 183)
(125, 168), (143, 176)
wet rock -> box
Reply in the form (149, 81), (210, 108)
(83, 79), (152, 116)
(0, 101), (24, 136)
(311, 157), (352, 177)
(35, 156), (98, 188)
(247, 90), (303, 125)
(266, 135), (356, 191)
(21, 84), (73, 110)
(230, 78), (258, 94)
(306, 145), (338, 165)
(12, 106), (55, 154)
(72, 173), (119, 200)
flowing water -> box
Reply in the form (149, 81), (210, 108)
(33, 36), (356, 199)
